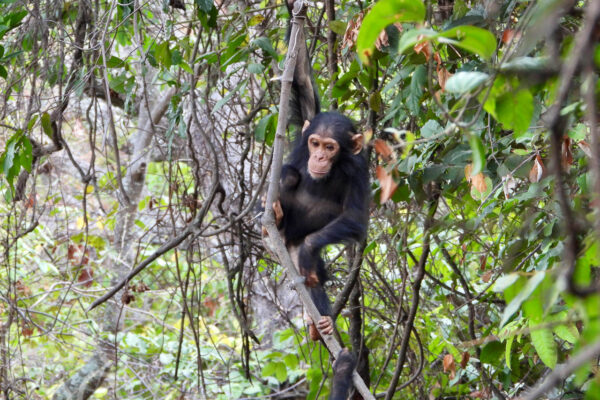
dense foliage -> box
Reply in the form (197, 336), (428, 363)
(1, 0), (599, 399)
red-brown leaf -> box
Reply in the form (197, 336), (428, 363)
(460, 352), (470, 368)
(562, 136), (573, 168)
(414, 36), (431, 60)
(528, 155), (545, 183)
(376, 165), (398, 203)
(502, 29), (515, 44)
(373, 139), (393, 161)
(78, 267), (94, 288)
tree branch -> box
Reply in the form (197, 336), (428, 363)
(261, 2), (373, 399)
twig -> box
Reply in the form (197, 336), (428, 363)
(261, 2), (373, 399)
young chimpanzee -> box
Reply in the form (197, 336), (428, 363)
(330, 349), (357, 400)
(276, 0), (370, 340)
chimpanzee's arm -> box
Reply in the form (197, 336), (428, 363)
(301, 185), (368, 255)
(286, 0), (319, 126)
(297, 185), (367, 284)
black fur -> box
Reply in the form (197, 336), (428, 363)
(330, 349), (356, 400)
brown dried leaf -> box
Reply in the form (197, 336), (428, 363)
(78, 267), (94, 288)
(464, 164), (473, 181)
(437, 66), (451, 91)
(375, 29), (389, 51)
(482, 270), (492, 283)
(479, 254), (487, 271)
(562, 136), (573, 168)
(443, 354), (456, 379)
(342, 12), (364, 51)
(414, 36), (431, 60)
(373, 139), (393, 161)
(443, 353), (455, 373)
(21, 323), (34, 337)
(528, 155), (545, 183)
(460, 352), (470, 368)
(376, 165), (398, 203)
(471, 173), (488, 193)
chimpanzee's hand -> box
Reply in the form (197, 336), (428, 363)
(309, 316), (334, 341)
(298, 244), (319, 287)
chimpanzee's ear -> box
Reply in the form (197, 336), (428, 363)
(302, 120), (311, 133)
(351, 134), (364, 155)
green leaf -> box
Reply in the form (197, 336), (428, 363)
(480, 341), (504, 365)
(369, 91), (382, 113)
(41, 112), (53, 138)
(262, 361), (287, 382)
(529, 320), (557, 368)
(195, 0), (213, 13)
(468, 133), (485, 175)
(254, 114), (273, 142)
(445, 71), (489, 93)
(155, 42), (172, 69)
(407, 65), (426, 114)
(356, 0), (426, 64)
(399, 25), (496, 60)
(500, 272), (546, 328)
(252, 37), (277, 59)
(493, 273), (520, 293)
(20, 136), (32, 172)
(421, 119), (443, 138)
(329, 20), (347, 36)
(495, 89), (533, 136)
(553, 323), (579, 344)
(247, 63), (265, 74)
(0, 65), (7, 79)
(505, 335), (514, 370)
(105, 55), (126, 68)
(437, 26), (496, 59)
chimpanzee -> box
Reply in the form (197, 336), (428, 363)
(275, 0), (370, 340)
(330, 349), (357, 400)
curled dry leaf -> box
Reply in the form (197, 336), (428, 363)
(376, 165), (398, 203)
(414, 35), (431, 60)
(437, 65), (451, 91)
(562, 136), (573, 168)
(528, 155), (545, 183)
(375, 29), (389, 51)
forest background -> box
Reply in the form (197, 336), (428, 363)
(1, 0), (599, 399)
